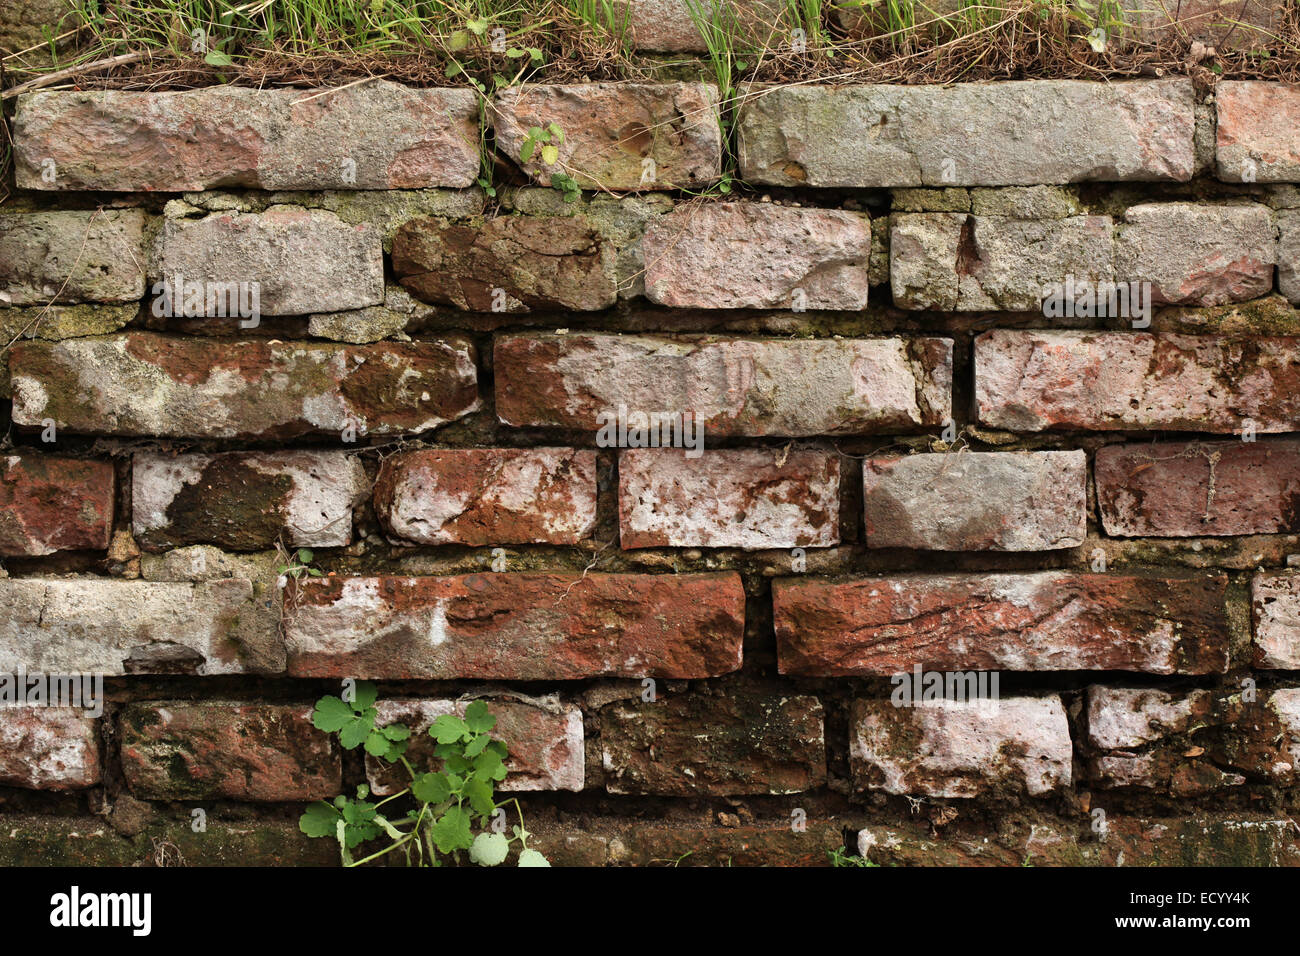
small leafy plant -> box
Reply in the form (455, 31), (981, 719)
(300, 683), (549, 867)
(276, 547), (322, 586)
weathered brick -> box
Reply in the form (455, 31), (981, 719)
(1086, 686), (1300, 793)
(738, 79), (1195, 187)
(0, 454), (114, 556)
(618, 447), (840, 550)
(1216, 82), (1300, 183)
(133, 450), (367, 552)
(600, 692), (825, 795)
(890, 214), (1112, 311)
(606, 819), (845, 867)
(283, 573), (744, 679)
(374, 448), (596, 546)
(9, 332), (480, 439)
(393, 214), (616, 311)
(0, 706), (100, 790)
(850, 696), (1071, 798)
(642, 203), (870, 309)
(494, 83), (721, 191)
(13, 84), (479, 191)
(0, 210), (147, 305)
(1096, 440), (1300, 537)
(975, 330), (1300, 433)
(1114, 202), (1275, 306)
(366, 698), (583, 794)
(0, 577), (284, 675)
(863, 450), (1086, 551)
(621, 0), (786, 51)
(774, 572), (1230, 675)
(151, 208), (383, 315)
(120, 703), (340, 801)
(1253, 572), (1300, 668)
(495, 333), (952, 436)
(1127, 0), (1280, 49)
(1277, 209), (1300, 305)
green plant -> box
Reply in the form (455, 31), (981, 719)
(829, 846), (880, 867)
(276, 547), (322, 582)
(300, 683), (549, 867)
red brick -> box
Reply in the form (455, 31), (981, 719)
(773, 572), (1230, 676)
(599, 692), (825, 795)
(851, 696), (1071, 798)
(9, 332), (480, 439)
(495, 333), (952, 436)
(119, 703), (340, 802)
(618, 447), (839, 550)
(0, 454), (114, 556)
(1217, 81), (1300, 183)
(1097, 440), (1300, 537)
(0, 706), (100, 790)
(366, 698), (584, 794)
(374, 448), (596, 546)
(284, 573), (745, 680)
(976, 331), (1300, 433)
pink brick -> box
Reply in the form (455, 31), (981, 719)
(618, 447), (839, 550)
(0, 706), (100, 790)
(0, 454), (114, 557)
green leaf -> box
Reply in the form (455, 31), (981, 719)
(547, 122), (565, 144)
(312, 696), (354, 733)
(464, 775), (495, 818)
(296, 548), (314, 564)
(364, 730), (392, 757)
(466, 17), (490, 35)
(338, 712), (374, 750)
(463, 733), (489, 758)
(381, 723), (410, 741)
(349, 681), (378, 712)
(430, 714), (470, 744)
(204, 49), (233, 67)
(469, 831), (510, 866)
(430, 806), (474, 854)
(505, 47), (526, 58)
(518, 848), (551, 867)
(299, 802), (340, 838)
(519, 139), (535, 163)
(464, 700), (495, 733)
(540, 144), (559, 166)
(411, 771), (452, 804)
(472, 749), (507, 782)
(446, 61), (465, 77)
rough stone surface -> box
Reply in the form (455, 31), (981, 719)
(9, 332), (480, 439)
(150, 208), (383, 316)
(494, 83), (722, 190)
(393, 215), (617, 311)
(0, 707), (100, 790)
(119, 703), (340, 801)
(366, 698), (584, 794)
(1217, 81), (1300, 183)
(0, 577), (284, 675)
(495, 333), (952, 436)
(1253, 572), (1300, 668)
(975, 330), (1300, 433)
(307, 284), (431, 343)
(1085, 686), (1299, 793)
(850, 696), (1072, 798)
(618, 447), (840, 550)
(375, 448), (596, 546)
(13, 84), (480, 191)
(863, 450), (1087, 551)
(132, 450), (368, 552)
(0, 454), (114, 556)
(621, 0), (786, 51)
(1276, 209), (1300, 305)
(738, 79), (1196, 187)
(891, 214), (1113, 311)
(0, 210), (147, 306)
(969, 185), (1082, 218)
(642, 203), (871, 309)
(283, 573), (745, 679)
(1096, 440), (1300, 537)
(600, 693), (825, 795)
(1114, 202), (1275, 306)
(1128, 0), (1281, 49)
(774, 572), (1230, 675)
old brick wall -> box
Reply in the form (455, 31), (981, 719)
(3, 6), (1300, 867)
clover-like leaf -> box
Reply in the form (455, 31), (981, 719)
(411, 771), (452, 804)
(464, 774), (496, 818)
(299, 801), (341, 839)
(349, 681), (378, 711)
(380, 723), (411, 741)
(464, 700), (497, 734)
(430, 714), (470, 744)
(430, 806), (473, 854)
(338, 709), (376, 750)
(312, 696), (354, 733)
(469, 831), (510, 866)
(518, 848), (550, 867)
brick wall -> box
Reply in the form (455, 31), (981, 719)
(3, 11), (1300, 867)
